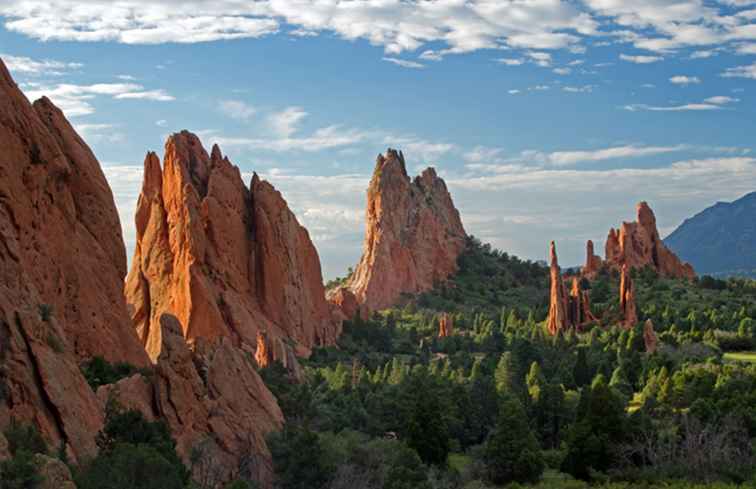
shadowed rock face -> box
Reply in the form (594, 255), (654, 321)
(334, 149), (467, 313)
(125, 132), (340, 362)
(604, 202), (695, 279)
(619, 264), (638, 328)
(0, 57), (148, 461)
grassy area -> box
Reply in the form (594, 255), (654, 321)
(723, 351), (756, 363)
(448, 453), (472, 472)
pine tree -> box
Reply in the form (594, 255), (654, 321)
(483, 392), (544, 484)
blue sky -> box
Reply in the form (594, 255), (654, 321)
(2, 0), (756, 278)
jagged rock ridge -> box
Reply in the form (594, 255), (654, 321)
(584, 201), (694, 279)
(125, 131), (341, 362)
(331, 149), (467, 314)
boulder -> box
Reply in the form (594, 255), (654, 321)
(34, 454), (77, 489)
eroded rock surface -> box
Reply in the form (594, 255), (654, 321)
(125, 132), (340, 362)
(0, 57), (147, 462)
(331, 149), (466, 314)
(438, 313), (453, 338)
(604, 202), (695, 279)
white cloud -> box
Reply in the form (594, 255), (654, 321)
(508, 89), (521, 94)
(690, 49), (717, 59)
(268, 106), (308, 138)
(670, 75), (701, 85)
(21, 81), (175, 116)
(547, 144), (685, 166)
(115, 89), (175, 101)
(620, 54), (664, 64)
(382, 57), (425, 69)
(0, 0), (597, 55)
(562, 85), (594, 93)
(722, 62), (756, 78)
(155, 119), (167, 127)
(527, 51), (553, 67)
(219, 99), (256, 121)
(624, 102), (722, 112)
(703, 95), (739, 104)
(496, 58), (525, 66)
(553, 67), (571, 75)
(1, 53), (82, 75)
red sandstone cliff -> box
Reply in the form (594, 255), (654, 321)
(602, 202), (695, 279)
(546, 242), (570, 335)
(332, 149), (467, 313)
(124, 132), (340, 362)
(0, 57), (148, 461)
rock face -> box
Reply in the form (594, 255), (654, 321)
(125, 131), (340, 362)
(0, 57), (148, 461)
(604, 202), (695, 279)
(438, 313), (453, 338)
(332, 149), (467, 314)
(619, 265), (638, 328)
(102, 315), (284, 485)
(326, 286), (366, 321)
(643, 319), (658, 353)
(547, 242), (570, 336)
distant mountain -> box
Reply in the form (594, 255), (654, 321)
(664, 192), (756, 278)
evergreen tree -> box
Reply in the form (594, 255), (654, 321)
(573, 347), (592, 388)
(483, 392), (544, 485)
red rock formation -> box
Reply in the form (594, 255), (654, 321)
(568, 277), (597, 326)
(643, 319), (658, 353)
(547, 242), (570, 335)
(162, 314), (284, 484)
(332, 149), (467, 314)
(0, 57), (148, 461)
(438, 313), (453, 338)
(620, 265), (638, 328)
(125, 132), (340, 362)
(254, 330), (304, 381)
(604, 202), (695, 279)
(582, 239), (603, 277)
(326, 286), (367, 321)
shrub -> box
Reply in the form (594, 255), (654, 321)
(80, 356), (141, 390)
(0, 422), (46, 489)
(77, 443), (184, 489)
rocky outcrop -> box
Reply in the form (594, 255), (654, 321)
(604, 202), (695, 279)
(619, 265), (638, 328)
(548, 243), (598, 335)
(255, 331), (304, 381)
(326, 287), (367, 321)
(438, 313), (453, 338)
(34, 454), (77, 489)
(568, 277), (596, 326)
(547, 242), (570, 336)
(331, 149), (467, 314)
(582, 239), (603, 277)
(643, 319), (658, 353)
(0, 431), (9, 461)
(125, 132), (340, 362)
(156, 315), (282, 484)
(0, 57), (148, 462)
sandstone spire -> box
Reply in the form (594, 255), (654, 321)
(125, 131), (341, 362)
(582, 239), (603, 277)
(0, 57), (148, 461)
(643, 319), (658, 353)
(568, 277), (597, 326)
(603, 202), (695, 279)
(546, 242), (570, 335)
(331, 149), (467, 314)
(438, 312), (454, 338)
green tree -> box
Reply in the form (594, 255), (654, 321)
(268, 426), (331, 489)
(483, 392), (544, 485)
(77, 443), (184, 489)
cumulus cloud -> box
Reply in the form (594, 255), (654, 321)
(1, 53), (82, 75)
(670, 75), (701, 85)
(722, 62), (756, 78)
(21, 81), (175, 116)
